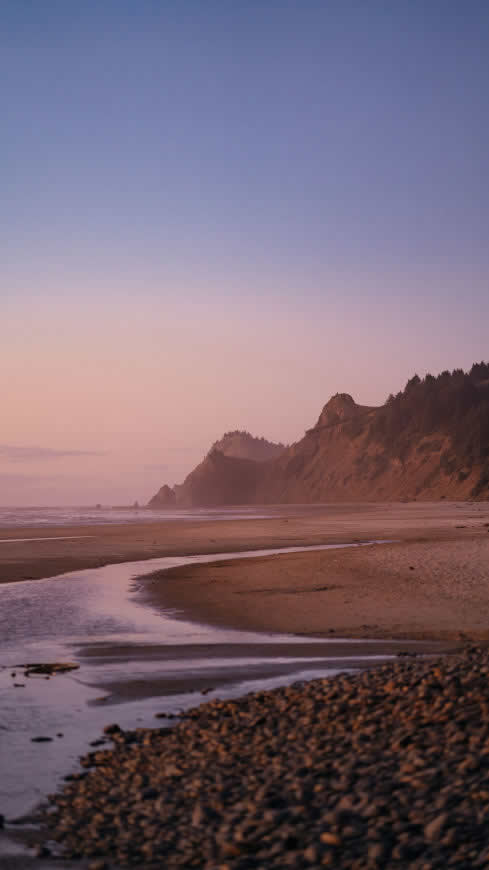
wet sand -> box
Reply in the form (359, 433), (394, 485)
(1, 501), (488, 586)
(137, 502), (489, 643)
(76, 636), (447, 706)
(0, 504), (373, 583)
(2, 502), (489, 645)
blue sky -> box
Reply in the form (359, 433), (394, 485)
(1, 1), (488, 503)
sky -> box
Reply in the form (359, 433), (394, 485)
(1, 0), (489, 505)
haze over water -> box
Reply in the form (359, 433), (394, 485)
(0, 506), (275, 529)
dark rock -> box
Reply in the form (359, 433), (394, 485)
(21, 662), (79, 676)
(103, 723), (121, 735)
(424, 812), (448, 841)
(39, 648), (489, 869)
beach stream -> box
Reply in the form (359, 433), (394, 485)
(0, 541), (428, 837)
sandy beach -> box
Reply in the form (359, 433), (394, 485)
(3, 504), (489, 868)
(136, 502), (489, 643)
(0, 502), (382, 584)
(142, 534), (489, 642)
(2, 502), (489, 643)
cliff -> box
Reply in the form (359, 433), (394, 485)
(147, 363), (489, 507)
(148, 434), (285, 508)
(258, 367), (489, 503)
(173, 450), (263, 507)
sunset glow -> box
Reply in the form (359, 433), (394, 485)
(2, 2), (488, 504)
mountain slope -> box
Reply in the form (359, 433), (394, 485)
(147, 363), (489, 506)
(174, 450), (263, 507)
(257, 367), (489, 502)
(147, 484), (176, 509)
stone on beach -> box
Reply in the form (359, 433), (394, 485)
(19, 662), (79, 677)
(43, 646), (489, 868)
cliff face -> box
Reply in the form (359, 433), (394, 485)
(315, 393), (374, 429)
(147, 364), (489, 507)
(258, 370), (489, 503)
(173, 450), (262, 507)
(257, 408), (455, 503)
(148, 432), (286, 508)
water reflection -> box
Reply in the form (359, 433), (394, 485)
(0, 542), (419, 819)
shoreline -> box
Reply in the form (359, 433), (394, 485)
(134, 540), (470, 651)
(3, 502), (489, 867)
(1, 500), (488, 586)
(0, 507), (375, 584)
(135, 510), (489, 644)
(1, 502), (489, 646)
(0, 535), (447, 865)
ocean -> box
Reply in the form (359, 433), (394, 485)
(0, 505), (273, 528)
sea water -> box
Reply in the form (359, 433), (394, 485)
(0, 541), (424, 820)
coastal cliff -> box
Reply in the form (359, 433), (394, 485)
(148, 363), (489, 506)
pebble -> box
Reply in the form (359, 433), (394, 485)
(424, 812), (448, 841)
(42, 646), (489, 868)
(320, 832), (341, 846)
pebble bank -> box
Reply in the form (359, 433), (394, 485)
(44, 647), (489, 869)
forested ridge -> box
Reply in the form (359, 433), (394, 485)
(149, 362), (489, 506)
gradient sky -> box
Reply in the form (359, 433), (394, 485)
(2, 1), (489, 505)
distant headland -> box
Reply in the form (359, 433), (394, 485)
(148, 362), (489, 507)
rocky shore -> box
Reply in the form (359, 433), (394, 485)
(44, 646), (489, 868)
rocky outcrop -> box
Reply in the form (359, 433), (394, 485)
(315, 393), (373, 429)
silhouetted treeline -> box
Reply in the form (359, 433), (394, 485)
(213, 430), (286, 449)
(363, 363), (489, 494)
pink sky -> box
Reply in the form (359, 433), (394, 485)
(4, 5), (489, 505)
(2, 287), (485, 506)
